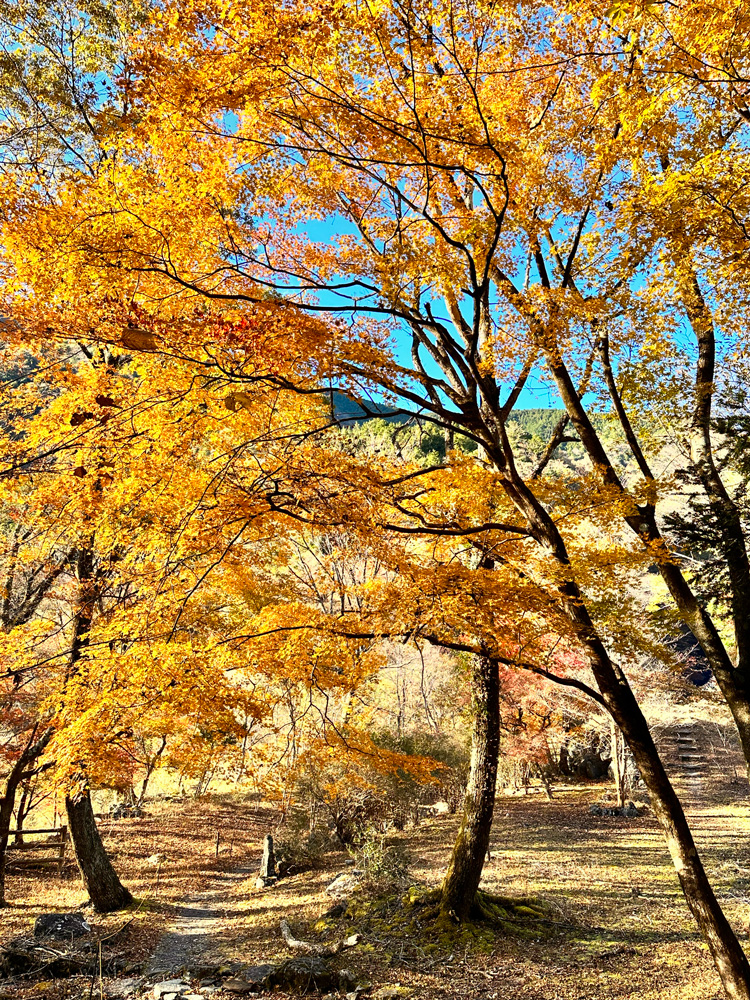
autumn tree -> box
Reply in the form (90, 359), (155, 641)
(6, 0), (750, 994)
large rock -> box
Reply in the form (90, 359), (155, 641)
(110, 803), (143, 820)
(34, 913), (91, 939)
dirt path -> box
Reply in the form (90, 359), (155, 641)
(145, 863), (258, 978)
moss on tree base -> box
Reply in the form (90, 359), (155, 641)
(319, 886), (551, 959)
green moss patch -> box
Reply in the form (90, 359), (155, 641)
(324, 886), (552, 958)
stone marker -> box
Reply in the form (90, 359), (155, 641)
(259, 834), (276, 879)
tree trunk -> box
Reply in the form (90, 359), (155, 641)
(440, 654), (499, 921)
(592, 650), (750, 999)
(0, 729), (53, 906)
(14, 775), (32, 846)
(0, 766), (22, 907)
(136, 735), (167, 808)
(65, 790), (132, 912)
(64, 543), (131, 910)
(611, 719), (625, 808)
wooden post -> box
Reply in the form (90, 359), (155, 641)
(58, 825), (67, 875)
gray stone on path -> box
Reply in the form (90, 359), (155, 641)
(222, 980), (257, 995)
(153, 981), (187, 999)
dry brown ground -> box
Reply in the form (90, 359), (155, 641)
(2, 723), (750, 1000)
(1, 794), (275, 973)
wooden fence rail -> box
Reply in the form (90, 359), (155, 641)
(7, 826), (68, 874)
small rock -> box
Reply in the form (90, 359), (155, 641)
(153, 980), (187, 999)
(338, 968), (357, 989)
(588, 804), (601, 815)
(254, 876), (277, 889)
(372, 987), (413, 1000)
(105, 978), (142, 998)
(271, 956), (335, 993)
(343, 858), (356, 866)
(326, 873), (361, 898)
(190, 965), (220, 980)
(431, 801), (451, 815)
(223, 979), (257, 994)
(235, 965), (275, 990)
(146, 854), (166, 866)
(34, 913), (91, 939)
(183, 995), (204, 1000)
(163, 994), (178, 1000)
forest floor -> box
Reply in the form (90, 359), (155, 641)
(2, 719), (750, 1000)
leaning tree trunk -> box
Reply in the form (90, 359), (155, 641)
(440, 653), (499, 921)
(65, 790), (132, 912)
(579, 625), (750, 1000)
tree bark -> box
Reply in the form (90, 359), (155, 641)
(440, 653), (499, 921)
(14, 775), (32, 846)
(604, 672), (750, 1000)
(611, 719), (625, 808)
(65, 790), (132, 912)
(65, 543), (131, 911)
(542, 298), (750, 785)
(0, 762), (22, 907)
(483, 413), (750, 999)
